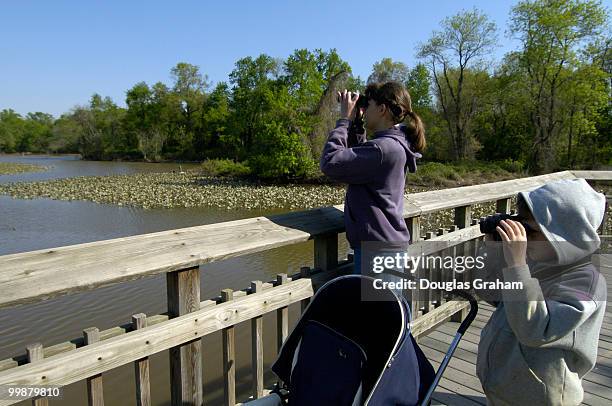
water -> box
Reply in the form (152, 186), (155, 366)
(0, 154), (350, 405)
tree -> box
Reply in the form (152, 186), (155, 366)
(202, 82), (231, 158)
(125, 82), (163, 161)
(472, 58), (532, 163)
(247, 120), (315, 179)
(588, 36), (612, 166)
(557, 63), (608, 168)
(228, 54), (280, 155)
(281, 48), (352, 159)
(23, 112), (54, 152)
(368, 58), (410, 84)
(418, 8), (498, 160)
(71, 94), (126, 160)
(508, 0), (608, 173)
(169, 62), (209, 159)
(406, 63), (433, 110)
(0, 109), (24, 152)
(50, 114), (81, 153)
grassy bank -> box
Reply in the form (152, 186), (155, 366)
(0, 162), (48, 175)
(199, 158), (527, 188)
(406, 160), (526, 187)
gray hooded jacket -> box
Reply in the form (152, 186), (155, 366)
(476, 178), (608, 405)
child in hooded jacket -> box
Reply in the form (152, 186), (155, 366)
(475, 178), (607, 405)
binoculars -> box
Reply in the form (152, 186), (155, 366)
(479, 213), (536, 241)
(336, 93), (369, 145)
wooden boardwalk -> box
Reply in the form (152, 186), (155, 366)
(426, 254), (612, 406)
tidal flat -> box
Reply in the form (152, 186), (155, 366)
(0, 162), (48, 175)
(0, 169), (489, 211)
(0, 169), (609, 236)
(0, 169), (353, 210)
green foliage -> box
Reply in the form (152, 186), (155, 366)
(0, 109), (24, 152)
(507, 0), (609, 173)
(50, 114), (81, 152)
(201, 82), (232, 159)
(228, 54), (280, 155)
(409, 160), (520, 186)
(368, 59), (432, 111)
(247, 122), (315, 179)
(497, 158), (526, 173)
(68, 94), (127, 160)
(406, 64), (432, 109)
(200, 158), (251, 177)
(0, 109), (54, 153)
(368, 58), (410, 84)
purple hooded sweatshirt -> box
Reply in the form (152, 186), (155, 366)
(320, 118), (421, 249)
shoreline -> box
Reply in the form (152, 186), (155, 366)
(0, 152), (202, 164)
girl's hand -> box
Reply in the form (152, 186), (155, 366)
(496, 219), (528, 268)
(337, 89), (359, 121)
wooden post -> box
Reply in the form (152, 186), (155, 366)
(406, 216), (421, 316)
(449, 225), (462, 303)
(435, 227), (450, 307)
(167, 266), (202, 406)
(221, 289), (235, 406)
(83, 328), (104, 406)
(300, 266), (311, 313)
(314, 233), (338, 272)
(470, 218), (479, 284)
(496, 198), (512, 215)
(132, 313), (151, 406)
(276, 274), (289, 351)
(452, 206), (472, 322)
(454, 205), (472, 229)
(251, 281), (264, 399)
(407, 216), (421, 243)
(26, 343), (48, 406)
(598, 196), (609, 236)
(420, 231), (435, 316)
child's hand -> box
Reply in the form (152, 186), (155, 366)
(496, 219), (528, 268)
(337, 89), (359, 121)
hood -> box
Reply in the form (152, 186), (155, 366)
(518, 178), (606, 266)
(373, 124), (422, 173)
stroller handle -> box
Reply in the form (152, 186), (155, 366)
(419, 290), (478, 406)
(451, 290), (478, 335)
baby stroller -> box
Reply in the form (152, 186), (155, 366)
(249, 275), (478, 406)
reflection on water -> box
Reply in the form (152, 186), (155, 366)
(0, 154), (350, 405)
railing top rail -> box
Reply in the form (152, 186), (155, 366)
(0, 170), (609, 309)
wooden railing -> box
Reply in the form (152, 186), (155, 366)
(0, 170), (610, 406)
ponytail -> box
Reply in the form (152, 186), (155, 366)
(366, 81), (426, 153)
(402, 110), (426, 153)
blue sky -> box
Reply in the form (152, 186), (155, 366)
(0, 0), (557, 117)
